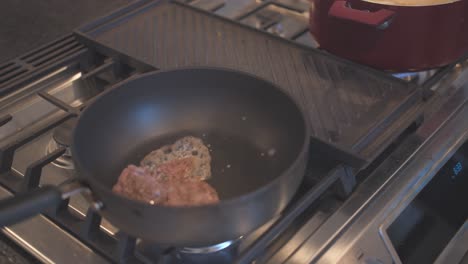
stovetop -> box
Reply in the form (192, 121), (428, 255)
(177, 0), (442, 85)
(0, 0), (467, 263)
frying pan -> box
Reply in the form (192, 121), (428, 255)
(0, 68), (309, 247)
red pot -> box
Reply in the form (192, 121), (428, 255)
(309, 0), (468, 71)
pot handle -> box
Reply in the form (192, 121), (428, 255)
(0, 186), (62, 227)
(328, 0), (395, 29)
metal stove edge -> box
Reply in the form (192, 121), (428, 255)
(297, 80), (468, 264)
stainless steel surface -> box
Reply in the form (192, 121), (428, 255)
(190, 0), (226, 12)
(46, 138), (74, 169)
(273, 0), (309, 12)
(286, 63), (468, 263)
(378, 96), (467, 264)
(0, 2), (313, 262)
(0, 64), (118, 263)
(241, 4), (285, 30)
(0, 186), (108, 264)
(266, 198), (341, 263)
(0, 68), (83, 142)
(240, 4), (308, 38)
(192, 0), (312, 41)
(255, 58), (468, 264)
(214, 0), (264, 20)
(434, 221), (468, 264)
(187, 0), (441, 83)
(0, 0), (466, 263)
(295, 31), (318, 48)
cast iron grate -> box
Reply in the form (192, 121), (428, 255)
(0, 35), (88, 96)
(0, 103), (348, 264)
(0, 44), (350, 263)
(0, 50), (151, 263)
(0, 1), (432, 262)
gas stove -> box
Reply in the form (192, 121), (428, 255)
(0, 0), (466, 263)
(180, 0), (445, 85)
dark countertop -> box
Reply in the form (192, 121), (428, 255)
(0, 0), (130, 64)
(0, 1), (130, 262)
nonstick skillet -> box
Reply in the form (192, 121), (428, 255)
(0, 68), (309, 247)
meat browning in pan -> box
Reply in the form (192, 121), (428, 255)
(112, 165), (167, 204)
(141, 136), (212, 181)
(112, 137), (219, 206)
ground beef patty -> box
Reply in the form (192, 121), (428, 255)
(112, 137), (219, 206)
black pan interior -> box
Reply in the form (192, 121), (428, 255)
(73, 68), (307, 200)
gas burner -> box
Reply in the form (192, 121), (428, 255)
(46, 119), (77, 170)
(180, 239), (238, 254)
(138, 239), (240, 263)
(174, 240), (239, 263)
(393, 69), (439, 84)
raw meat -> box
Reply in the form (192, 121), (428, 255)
(112, 137), (219, 206)
(141, 136), (211, 181)
(112, 165), (167, 204)
(165, 180), (219, 206)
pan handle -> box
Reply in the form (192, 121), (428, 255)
(328, 0), (395, 29)
(0, 186), (62, 227)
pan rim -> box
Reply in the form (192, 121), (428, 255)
(72, 66), (311, 210)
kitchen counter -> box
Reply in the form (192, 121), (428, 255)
(0, 0), (130, 63)
(0, 1), (130, 262)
